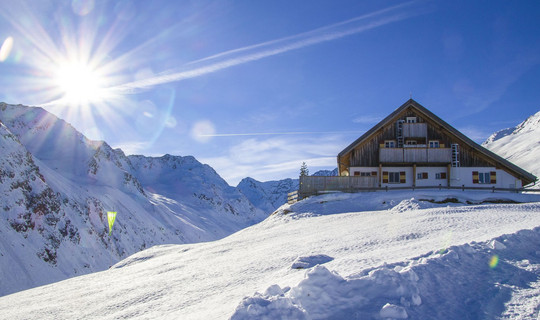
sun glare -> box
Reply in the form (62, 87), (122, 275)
(54, 60), (104, 106)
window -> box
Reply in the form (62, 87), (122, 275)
(389, 172), (400, 183)
(436, 172), (446, 179)
(360, 172), (371, 177)
(473, 171), (496, 184)
(406, 117), (417, 123)
(385, 140), (396, 148)
(383, 171), (405, 183)
(429, 140), (440, 148)
(417, 172), (428, 180)
(479, 172), (491, 184)
(406, 140), (417, 145)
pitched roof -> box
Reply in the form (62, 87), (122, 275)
(338, 99), (537, 186)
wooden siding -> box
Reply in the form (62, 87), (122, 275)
(348, 107), (493, 168)
(403, 123), (427, 138)
(299, 176), (378, 195)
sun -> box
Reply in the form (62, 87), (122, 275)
(54, 60), (105, 106)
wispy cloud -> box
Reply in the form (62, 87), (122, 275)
(111, 1), (426, 93)
(198, 130), (364, 137)
(199, 134), (353, 185)
(352, 115), (383, 125)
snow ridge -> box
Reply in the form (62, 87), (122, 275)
(483, 110), (540, 180)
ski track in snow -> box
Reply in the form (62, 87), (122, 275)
(1, 191), (540, 319)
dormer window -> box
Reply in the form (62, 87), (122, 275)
(406, 117), (417, 123)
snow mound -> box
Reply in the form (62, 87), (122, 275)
(380, 303), (408, 319)
(232, 228), (540, 319)
(291, 254), (334, 269)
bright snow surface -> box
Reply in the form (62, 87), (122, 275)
(1, 190), (540, 319)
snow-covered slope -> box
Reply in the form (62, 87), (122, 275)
(237, 177), (298, 213)
(0, 102), (265, 296)
(1, 191), (539, 319)
(483, 110), (540, 181)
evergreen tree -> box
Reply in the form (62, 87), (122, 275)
(300, 162), (309, 177)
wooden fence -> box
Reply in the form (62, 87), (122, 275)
(287, 191), (298, 204)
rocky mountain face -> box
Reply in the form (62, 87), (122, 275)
(0, 103), (265, 296)
(482, 110), (540, 182)
(237, 177), (299, 214)
(237, 169), (338, 214)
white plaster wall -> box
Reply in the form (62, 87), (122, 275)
(449, 167), (522, 189)
(415, 167), (448, 187)
(349, 167), (379, 177)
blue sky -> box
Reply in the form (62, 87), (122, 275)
(0, 0), (539, 185)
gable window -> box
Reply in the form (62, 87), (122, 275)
(406, 117), (417, 123)
(406, 140), (417, 146)
(429, 140), (440, 148)
(385, 140), (396, 148)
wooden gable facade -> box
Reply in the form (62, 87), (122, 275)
(337, 99), (536, 188)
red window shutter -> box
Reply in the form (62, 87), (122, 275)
(371, 171), (378, 176)
(440, 172), (447, 179)
(382, 171), (389, 183)
(490, 171), (497, 184)
(354, 171), (360, 176)
(422, 172), (428, 179)
(472, 171), (479, 184)
(400, 171), (406, 183)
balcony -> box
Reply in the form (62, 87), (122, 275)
(380, 147), (451, 163)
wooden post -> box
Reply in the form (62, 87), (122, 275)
(413, 164), (417, 187)
(378, 164), (383, 187)
(447, 164), (451, 187)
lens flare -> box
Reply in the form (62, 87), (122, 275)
(489, 255), (499, 269)
(0, 36), (14, 62)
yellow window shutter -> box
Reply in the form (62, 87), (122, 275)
(472, 171), (479, 184)
(400, 171), (406, 183)
(490, 171), (497, 184)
